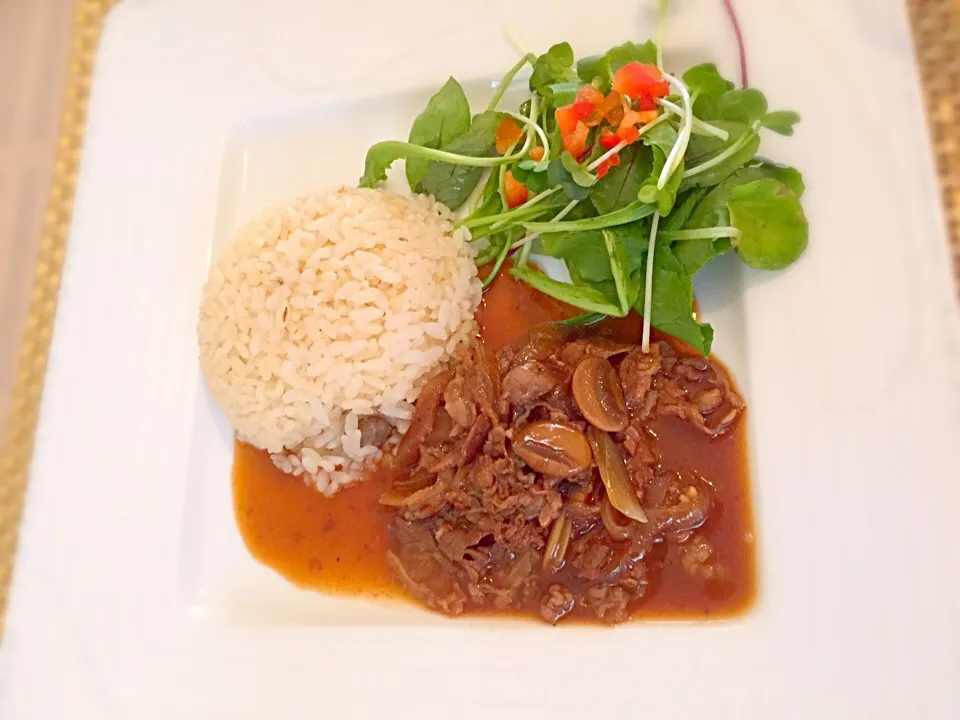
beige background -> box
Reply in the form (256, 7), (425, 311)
(0, 0), (74, 444)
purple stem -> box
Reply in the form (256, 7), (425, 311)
(722, 0), (748, 87)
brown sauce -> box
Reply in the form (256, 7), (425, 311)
(233, 268), (756, 619)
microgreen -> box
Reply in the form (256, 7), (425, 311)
(358, 9), (808, 355)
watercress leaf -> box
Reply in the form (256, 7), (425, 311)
(682, 63), (735, 100)
(576, 41), (658, 93)
(603, 229), (639, 313)
(606, 222), (650, 275)
(576, 55), (612, 90)
(541, 220), (649, 278)
(750, 160), (805, 197)
(726, 178), (808, 270)
(680, 132), (760, 189)
(510, 265), (624, 316)
(761, 110), (801, 136)
(530, 42), (578, 98)
(517, 159), (551, 172)
(406, 77), (472, 189)
(636, 123), (683, 214)
(605, 40), (658, 72)
(634, 245), (714, 355)
(547, 81), (582, 105)
(468, 169), (504, 220)
(683, 121), (748, 165)
(662, 188), (709, 234)
(591, 144), (654, 214)
(671, 167), (778, 275)
(560, 151), (598, 188)
(511, 162), (551, 193)
(671, 236), (724, 276)
(419, 111), (501, 210)
(717, 88), (768, 123)
(547, 156), (593, 201)
(359, 142), (407, 187)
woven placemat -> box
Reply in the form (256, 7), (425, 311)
(0, 0), (957, 637)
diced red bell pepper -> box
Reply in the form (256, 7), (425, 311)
(572, 85), (604, 119)
(599, 129), (621, 149)
(562, 120), (589, 157)
(495, 116), (524, 155)
(612, 62), (670, 99)
(595, 152), (621, 179)
(572, 100), (595, 120)
(529, 146), (544, 161)
(555, 104), (580, 135)
(636, 94), (656, 111)
(504, 170), (529, 208)
(615, 124), (640, 144)
(576, 85), (605, 107)
(636, 109), (660, 124)
(600, 91), (624, 125)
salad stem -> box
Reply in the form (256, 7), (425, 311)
(586, 113), (671, 174)
(482, 236), (514, 290)
(642, 211), (662, 353)
(500, 109), (551, 160)
(658, 73), (695, 189)
(488, 53), (537, 112)
(660, 227), (740, 241)
(460, 186), (561, 230)
(657, 98), (729, 141)
(513, 199), (580, 264)
(683, 120), (761, 179)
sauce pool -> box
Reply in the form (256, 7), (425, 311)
(233, 268), (756, 619)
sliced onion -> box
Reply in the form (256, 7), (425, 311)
(543, 514), (572, 572)
(587, 426), (648, 523)
(600, 496), (632, 541)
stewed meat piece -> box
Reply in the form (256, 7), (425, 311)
(381, 325), (744, 624)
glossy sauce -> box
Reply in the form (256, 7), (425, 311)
(233, 268), (756, 618)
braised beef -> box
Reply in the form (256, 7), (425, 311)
(381, 325), (744, 624)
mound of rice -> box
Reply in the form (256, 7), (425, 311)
(198, 186), (481, 494)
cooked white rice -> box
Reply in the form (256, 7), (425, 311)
(198, 186), (481, 494)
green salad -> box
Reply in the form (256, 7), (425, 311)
(359, 30), (807, 356)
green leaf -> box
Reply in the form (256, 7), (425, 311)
(405, 77), (471, 189)
(672, 168), (776, 274)
(762, 110), (801, 136)
(560, 152), (598, 188)
(510, 162), (551, 193)
(682, 63), (735, 100)
(662, 188), (709, 234)
(591, 144), (654, 214)
(634, 245), (714, 355)
(637, 123), (683, 215)
(547, 156), (593, 201)
(604, 229), (640, 314)
(576, 41), (658, 92)
(541, 222), (648, 284)
(605, 40), (658, 72)
(684, 121), (749, 164)
(717, 88), (769, 123)
(751, 160), (805, 197)
(419, 111), (501, 209)
(726, 178), (808, 270)
(671, 236), (724, 276)
(510, 265), (624, 316)
(680, 132), (760, 189)
(530, 42), (578, 99)
(547, 81), (581, 105)
(525, 199), (655, 233)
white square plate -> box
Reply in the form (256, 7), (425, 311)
(5, 0), (960, 717)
